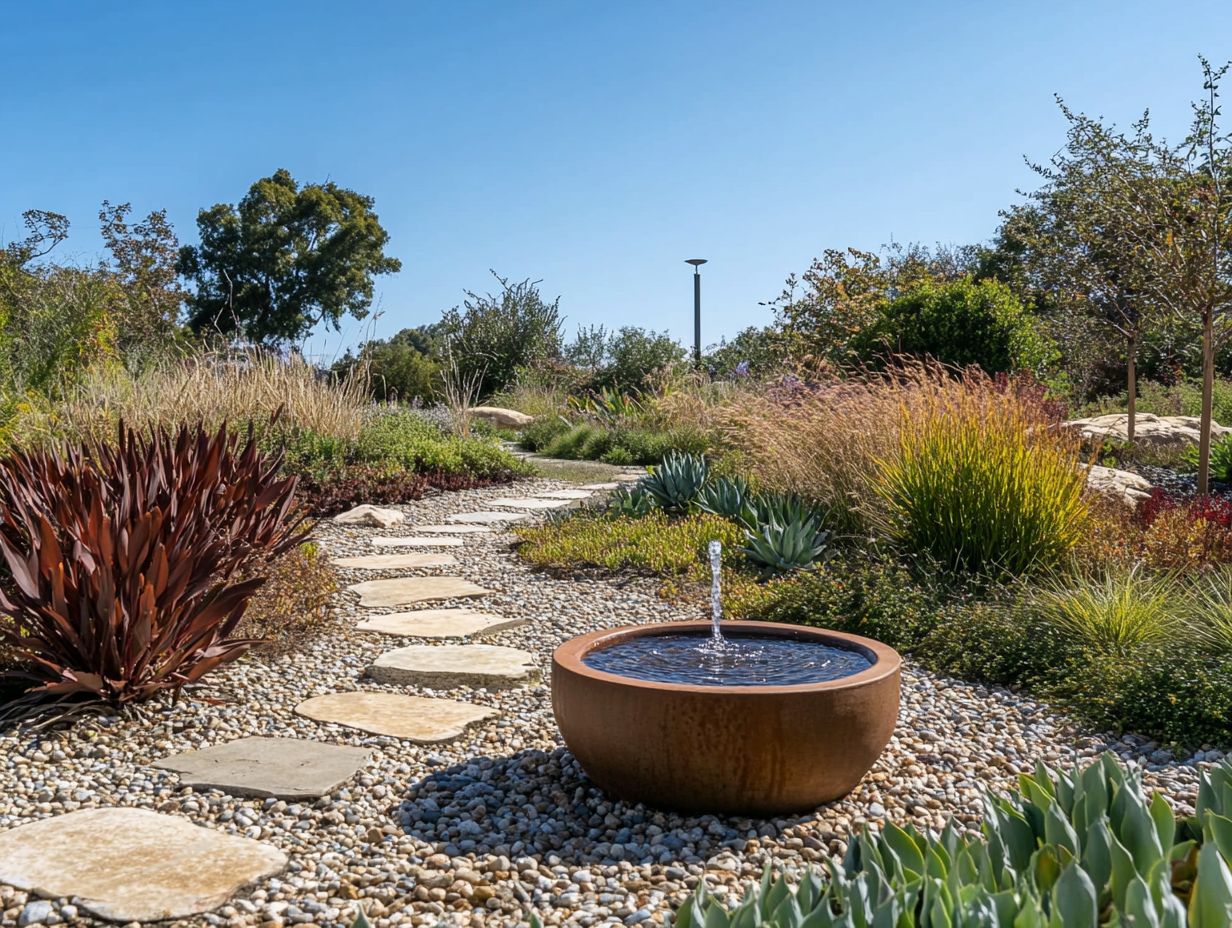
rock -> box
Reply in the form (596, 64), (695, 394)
(152, 737), (370, 800)
(369, 536), (464, 548)
(578, 483), (620, 491)
(348, 577), (491, 608)
(18, 901), (52, 926)
(368, 644), (539, 688)
(487, 497), (574, 510)
(356, 608), (527, 639)
(468, 406), (534, 429)
(446, 511), (531, 525)
(1082, 464), (1155, 509)
(330, 552), (458, 570)
(333, 505), (405, 528)
(0, 808), (286, 922)
(406, 524), (493, 534)
(534, 489), (595, 500)
(1064, 413), (1232, 448)
(295, 692), (498, 742)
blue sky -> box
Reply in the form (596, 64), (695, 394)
(3, 1), (1230, 362)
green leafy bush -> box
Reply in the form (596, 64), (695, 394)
(673, 752), (1232, 928)
(1186, 433), (1232, 481)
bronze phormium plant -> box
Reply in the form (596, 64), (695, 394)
(0, 421), (309, 710)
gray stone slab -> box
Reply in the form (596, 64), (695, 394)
(356, 608), (527, 639)
(296, 691), (497, 742)
(488, 496), (574, 510)
(349, 576), (491, 608)
(534, 489), (594, 499)
(579, 482), (620, 490)
(447, 511), (531, 524)
(411, 524), (493, 534)
(368, 643), (539, 688)
(330, 552), (458, 570)
(0, 808), (286, 922)
(370, 535), (465, 548)
(152, 736), (370, 800)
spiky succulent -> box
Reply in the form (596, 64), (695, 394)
(741, 510), (832, 574)
(606, 484), (657, 518)
(640, 451), (708, 512)
(695, 475), (757, 528)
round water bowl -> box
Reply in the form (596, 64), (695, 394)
(552, 620), (900, 816)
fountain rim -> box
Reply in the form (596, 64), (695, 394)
(553, 620), (901, 696)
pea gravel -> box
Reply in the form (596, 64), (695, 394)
(0, 478), (1220, 928)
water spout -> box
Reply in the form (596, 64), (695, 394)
(708, 540), (723, 641)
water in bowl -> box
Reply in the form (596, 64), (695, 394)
(581, 632), (873, 687)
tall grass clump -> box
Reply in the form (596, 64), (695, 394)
(874, 369), (1088, 576)
(1032, 569), (1186, 652)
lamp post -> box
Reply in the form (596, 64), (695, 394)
(685, 258), (707, 366)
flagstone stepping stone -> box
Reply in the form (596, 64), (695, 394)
(334, 504), (405, 527)
(614, 472), (645, 483)
(152, 737), (370, 800)
(371, 535), (464, 548)
(0, 808), (286, 922)
(488, 497), (574, 510)
(533, 489), (593, 499)
(412, 524), (493, 534)
(447, 511), (531, 524)
(579, 482), (620, 490)
(349, 576), (490, 608)
(296, 691), (497, 742)
(368, 643), (539, 688)
(357, 608), (527, 639)
(330, 552), (458, 570)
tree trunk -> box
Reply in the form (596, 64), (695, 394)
(1199, 304), (1215, 497)
(1126, 334), (1137, 445)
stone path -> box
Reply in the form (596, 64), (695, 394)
(446, 511), (531, 524)
(357, 608), (527, 639)
(409, 524), (493, 534)
(487, 496), (574, 510)
(153, 737), (371, 800)
(368, 643), (540, 688)
(371, 535), (465, 548)
(349, 576), (491, 608)
(295, 691), (499, 742)
(331, 552), (458, 570)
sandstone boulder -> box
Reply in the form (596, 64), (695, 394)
(1081, 464), (1155, 510)
(1064, 413), (1232, 448)
(469, 406), (534, 428)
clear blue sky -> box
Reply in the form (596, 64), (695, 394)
(3, 1), (1230, 362)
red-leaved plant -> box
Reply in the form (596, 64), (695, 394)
(0, 421), (309, 707)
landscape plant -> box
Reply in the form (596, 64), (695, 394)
(0, 421), (308, 710)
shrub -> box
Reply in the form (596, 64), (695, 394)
(519, 415), (571, 452)
(670, 753), (1232, 928)
(0, 422), (308, 708)
(238, 543), (339, 652)
(587, 327), (686, 394)
(296, 464), (429, 516)
(1138, 490), (1232, 570)
(543, 423), (609, 459)
(853, 275), (1056, 374)
(875, 373), (1088, 576)
(1186, 433), (1232, 481)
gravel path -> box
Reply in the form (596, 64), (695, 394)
(0, 478), (1220, 928)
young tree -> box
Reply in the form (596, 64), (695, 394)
(177, 169), (401, 345)
(99, 201), (185, 348)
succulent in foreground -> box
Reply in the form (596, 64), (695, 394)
(607, 484), (658, 518)
(741, 510), (832, 574)
(0, 421), (309, 709)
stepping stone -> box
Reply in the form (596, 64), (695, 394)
(371, 535), (464, 548)
(152, 736), (370, 800)
(614, 473), (645, 483)
(330, 552), (458, 570)
(488, 497), (573, 510)
(579, 482), (620, 490)
(412, 524), (493, 534)
(0, 808), (286, 922)
(536, 489), (594, 499)
(368, 643), (539, 688)
(349, 576), (490, 608)
(357, 608), (527, 639)
(447, 511), (531, 524)
(334, 504), (404, 527)
(296, 691), (497, 742)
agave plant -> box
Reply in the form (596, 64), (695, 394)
(640, 451), (708, 512)
(607, 484), (657, 518)
(695, 475), (758, 528)
(675, 752), (1232, 928)
(0, 421), (309, 709)
(741, 511), (832, 574)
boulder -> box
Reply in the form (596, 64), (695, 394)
(469, 406), (534, 429)
(1064, 413), (1232, 448)
(333, 504), (405, 528)
(1082, 464), (1155, 509)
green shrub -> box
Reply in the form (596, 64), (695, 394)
(1032, 569), (1187, 653)
(854, 275), (1055, 374)
(876, 384), (1088, 576)
(543, 422), (608, 459)
(667, 752), (1232, 928)
(1186, 433), (1232, 481)
(518, 414), (571, 452)
(1081, 377), (1232, 427)
(354, 410), (524, 479)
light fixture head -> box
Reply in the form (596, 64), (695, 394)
(685, 258), (707, 267)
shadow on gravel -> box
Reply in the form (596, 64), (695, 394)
(397, 747), (820, 867)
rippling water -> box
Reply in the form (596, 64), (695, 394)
(581, 632), (873, 686)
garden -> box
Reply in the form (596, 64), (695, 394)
(4, 61), (1232, 928)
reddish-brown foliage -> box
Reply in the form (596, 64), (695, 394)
(0, 422), (309, 706)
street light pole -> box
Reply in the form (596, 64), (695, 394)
(685, 258), (707, 367)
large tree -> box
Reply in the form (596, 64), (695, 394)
(178, 169), (401, 345)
